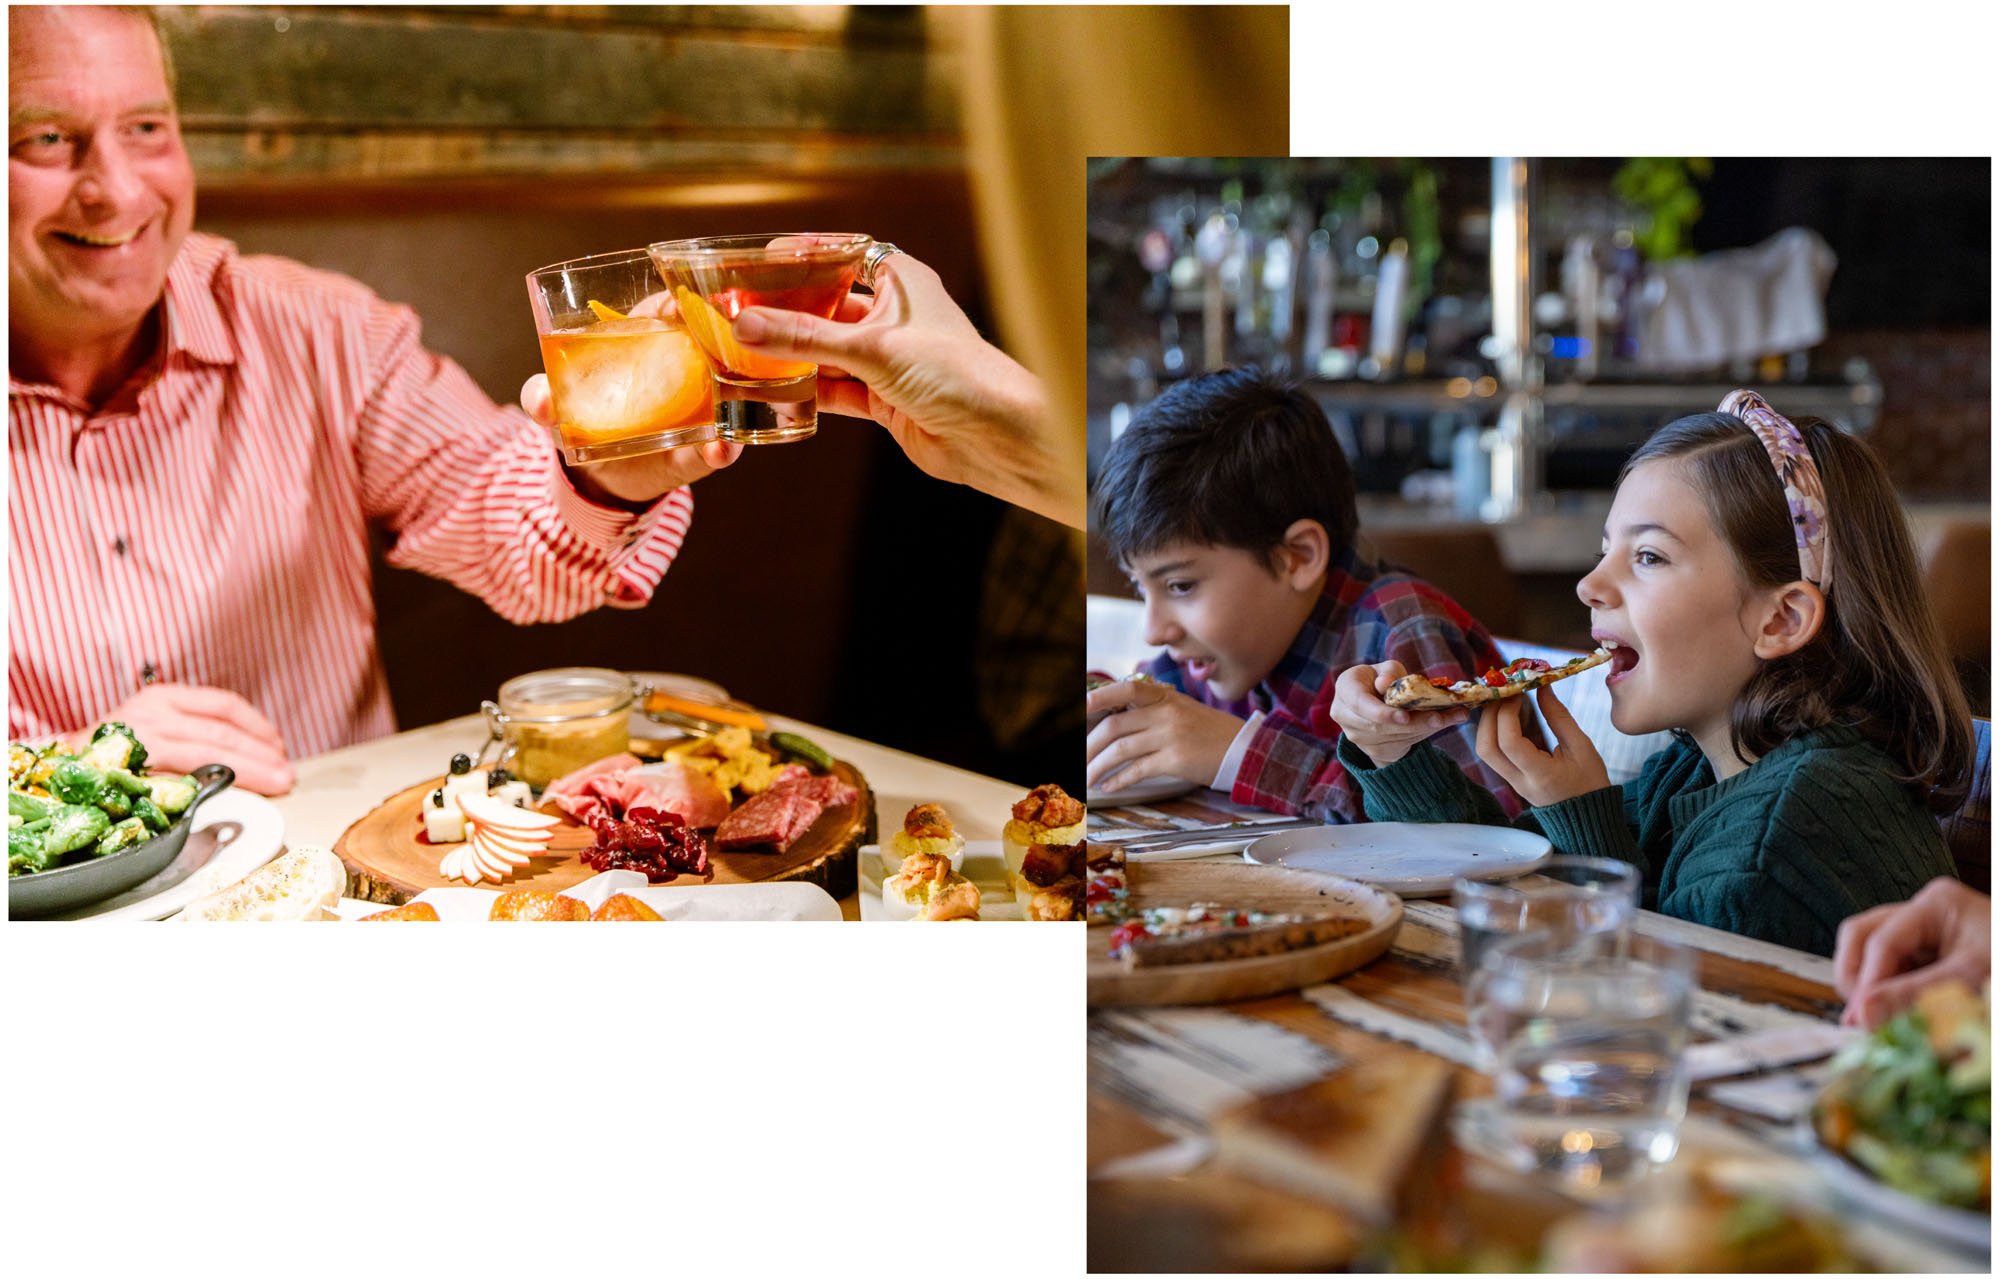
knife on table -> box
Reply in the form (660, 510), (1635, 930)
(1095, 816), (1326, 853)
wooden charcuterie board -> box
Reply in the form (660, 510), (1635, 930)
(334, 759), (874, 905)
(1087, 861), (1403, 1008)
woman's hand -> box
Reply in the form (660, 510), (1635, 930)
(1325, 662), (1468, 767)
(727, 254), (1078, 528)
(1474, 684), (1609, 807)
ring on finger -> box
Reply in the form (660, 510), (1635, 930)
(860, 241), (905, 289)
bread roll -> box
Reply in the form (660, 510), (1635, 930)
(171, 845), (348, 922)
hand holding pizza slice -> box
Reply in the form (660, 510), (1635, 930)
(1326, 661), (1472, 768)
(1475, 681), (1612, 807)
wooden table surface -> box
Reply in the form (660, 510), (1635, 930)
(1085, 789), (1989, 1273)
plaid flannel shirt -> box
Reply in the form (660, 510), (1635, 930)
(1141, 544), (1526, 822)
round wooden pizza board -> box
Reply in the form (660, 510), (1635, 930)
(1087, 861), (1403, 1008)
(334, 759), (874, 906)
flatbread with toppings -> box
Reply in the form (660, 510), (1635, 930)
(1106, 902), (1373, 968)
(1381, 646), (1613, 711)
(1086, 845), (1130, 926)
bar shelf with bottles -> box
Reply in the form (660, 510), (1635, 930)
(1085, 158), (1880, 526)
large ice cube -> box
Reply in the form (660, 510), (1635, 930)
(549, 318), (689, 433)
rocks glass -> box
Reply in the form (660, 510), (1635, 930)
(526, 249), (718, 464)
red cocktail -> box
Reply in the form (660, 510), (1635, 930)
(648, 233), (874, 443)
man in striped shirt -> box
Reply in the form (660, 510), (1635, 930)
(8, 6), (736, 793)
(1084, 367), (1526, 823)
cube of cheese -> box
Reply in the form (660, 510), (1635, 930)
(441, 770), (486, 811)
(422, 795), (467, 843)
(490, 780), (534, 809)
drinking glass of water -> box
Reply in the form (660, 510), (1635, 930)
(1469, 930), (1694, 1197)
(1455, 857), (1640, 1068)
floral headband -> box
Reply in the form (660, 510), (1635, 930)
(1718, 389), (1830, 590)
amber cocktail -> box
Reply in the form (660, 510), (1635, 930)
(647, 233), (874, 444)
(526, 249), (718, 464)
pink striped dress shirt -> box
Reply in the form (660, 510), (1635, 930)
(8, 232), (694, 758)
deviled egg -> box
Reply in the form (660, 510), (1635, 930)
(880, 802), (966, 875)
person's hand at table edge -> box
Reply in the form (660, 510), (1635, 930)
(87, 682), (296, 796)
(519, 375), (742, 507)
(1833, 876), (1991, 1029)
(728, 254), (1083, 530)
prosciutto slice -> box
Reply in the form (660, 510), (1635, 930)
(543, 754), (730, 829)
(542, 753), (643, 820)
(616, 762), (731, 829)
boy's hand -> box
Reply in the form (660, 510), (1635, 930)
(1327, 662), (1468, 767)
(1085, 680), (1241, 795)
(1474, 684), (1609, 807)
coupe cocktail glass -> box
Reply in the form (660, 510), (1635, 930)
(646, 233), (875, 443)
(526, 249), (718, 464)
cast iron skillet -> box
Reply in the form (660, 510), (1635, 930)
(7, 764), (236, 919)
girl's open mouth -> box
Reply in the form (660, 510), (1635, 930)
(1605, 640), (1640, 685)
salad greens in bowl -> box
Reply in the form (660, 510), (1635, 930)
(1812, 982), (1990, 1212)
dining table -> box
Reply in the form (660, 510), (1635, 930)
(54, 711), (1024, 919)
(1085, 787), (1991, 1274)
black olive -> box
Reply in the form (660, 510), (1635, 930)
(487, 768), (512, 788)
(430, 788), (444, 807)
(449, 753), (472, 775)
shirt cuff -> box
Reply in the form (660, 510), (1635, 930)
(552, 465), (666, 552)
(1214, 710), (1265, 790)
(548, 464), (695, 609)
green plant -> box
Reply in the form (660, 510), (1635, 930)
(1612, 157), (1712, 260)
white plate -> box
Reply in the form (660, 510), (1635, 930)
(1799, 1123), (1991, 1255)
(857, 840), (1022, 922)
(333, 869), (840, 921)
(1087, 772), (1198, 807)
(54, 789), (287, 921)
(1243, 822), (1550, 897)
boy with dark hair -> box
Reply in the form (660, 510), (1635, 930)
(1086, 365), (1525, 822)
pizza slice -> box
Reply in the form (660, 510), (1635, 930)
(1085, 844), (1130, 926)
(1382, 646), (1612, 711)
(1105, 901), (1373, 968)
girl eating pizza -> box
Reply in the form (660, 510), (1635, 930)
(1326, 390), (1972, 956)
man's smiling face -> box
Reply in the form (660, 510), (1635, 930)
(9, 6), (194, 356)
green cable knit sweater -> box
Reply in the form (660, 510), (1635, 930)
(1335, 726), (1956, 957)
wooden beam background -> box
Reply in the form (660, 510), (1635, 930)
(158, 5), (963, 185)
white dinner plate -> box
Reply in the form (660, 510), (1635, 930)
(333, 868), (840, 921)
(54, 789), (287, 921)
(1243, 822), (1550, 897)
(1087, 772), (1198, 808)
(857, 840), (1022, 922)
(1798, 1122), (1991, 1255)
